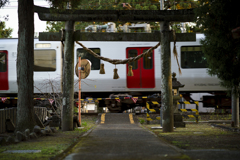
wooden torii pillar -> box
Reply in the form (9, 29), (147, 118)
(34, 6), (195, 132)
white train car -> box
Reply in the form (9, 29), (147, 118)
(0, 34), (228, 112)
(0, 39), (61, 95)
(77, 34), (223, 94)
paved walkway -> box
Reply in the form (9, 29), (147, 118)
(64, 113), (182, 160)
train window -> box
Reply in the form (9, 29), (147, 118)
(0, 52), (6, 72)
(77, 48), (100, 70)
(128, 50), (138, 69)
(34, 50), (56, 71)
(181, 46), (207, 68)
(143, 49), (153, 69)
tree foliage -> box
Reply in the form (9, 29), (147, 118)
(195, 0), (240, 90)
(46, 0), (197, 10)
(164, 0), (198, 10)
(46, 0), (81, 10)
(0, 21), (12, 38)
(0, 0), (12, 38)
(0, 0), (9, 8)
(46, 21), (65, 32)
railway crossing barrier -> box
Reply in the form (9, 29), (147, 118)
(177, 101), (199, 123)
(1, 96), (149, 103)
(146, 101), (161, 124)
(145, 101), (199, 124)
(178, 109), (199, 118)
(1, 96), (199, 106)
(1, 96), (199, 123)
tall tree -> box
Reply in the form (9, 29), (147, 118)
(0, 21), (12, 38)
(16, 0), (36, 132)
(195, 0), (240, 127)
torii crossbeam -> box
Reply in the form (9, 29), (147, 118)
(34, 6), (194, 22)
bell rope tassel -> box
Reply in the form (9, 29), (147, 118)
(99, 63), (105, 74)
(127, 65), (133, 76)
(113, 68), (119, 79)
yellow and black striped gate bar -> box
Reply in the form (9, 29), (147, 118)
(145, 101), (199, 124)
(177, 101), (199, 106)
(1, 96), (199, 105)
(81, 96), (150, 101)
(178, 101), (199, 123)
(178, 109), (199, 123)
(146, 101), (161, 123)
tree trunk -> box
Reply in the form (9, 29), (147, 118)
(16, 0), (35, 132)
(160, 21), (174, 132)
(232, 86), (239, 127)
(62, 21), (75, 131)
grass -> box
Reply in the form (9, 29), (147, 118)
(139, 118), (145, 124)
(0, 115), (98, 160)
(138, 113), (233, 123)
(138, 112), (240, 150)
(142, 123), (240, 150)
(172, 141), (190, 148)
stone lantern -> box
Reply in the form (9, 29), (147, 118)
(172, 72), (185, 127)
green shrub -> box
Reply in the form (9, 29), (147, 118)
(139, 119), (145, 124)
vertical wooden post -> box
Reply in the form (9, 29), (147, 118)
(161, 21), (174, 132)
(78, 57), (81, 126)
(159, 0), (164, 128)
(62, 21), (75, 131)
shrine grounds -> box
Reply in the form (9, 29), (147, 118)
(0, 114), (239, 160)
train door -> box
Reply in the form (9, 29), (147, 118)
(126, 47), (155, 88)
(0, 50), (8, 90)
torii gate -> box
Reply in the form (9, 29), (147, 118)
(34, 6), (196, 132)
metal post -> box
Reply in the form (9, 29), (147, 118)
(62, 20), (75, 131)
(78, 57), (81, 126)
(161, 21), (174, 132)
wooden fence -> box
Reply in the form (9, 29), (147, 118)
(0, 107), (47, 134)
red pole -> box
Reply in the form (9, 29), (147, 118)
(78, 57), (81, 126)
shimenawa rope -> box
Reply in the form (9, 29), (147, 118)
(75, 41), (160, 64)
